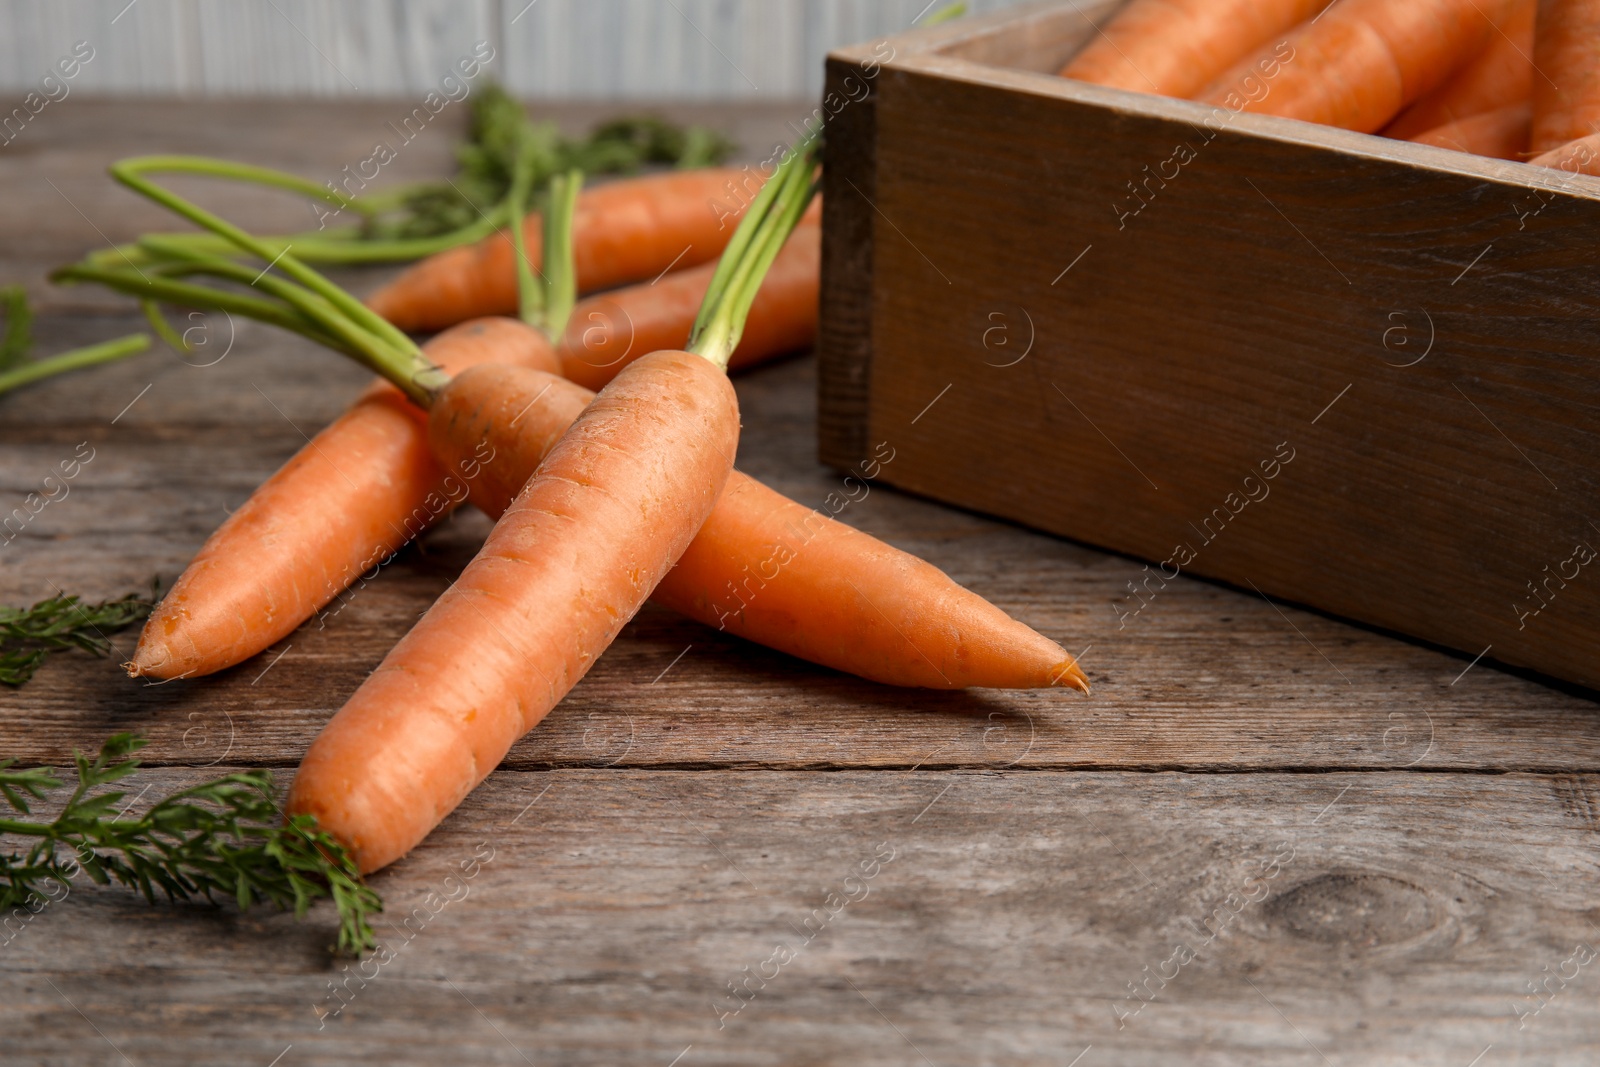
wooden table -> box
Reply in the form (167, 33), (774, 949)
(2, 101), (1597, 1067)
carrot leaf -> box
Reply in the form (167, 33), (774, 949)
(0, 588), (157, 686)
(398, 84), (734, 240)
(0, 733), (381, 956)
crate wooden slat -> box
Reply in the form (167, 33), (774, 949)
(819, 0), (1600, 690)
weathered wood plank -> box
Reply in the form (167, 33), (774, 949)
(2, 767), (1597, 1065)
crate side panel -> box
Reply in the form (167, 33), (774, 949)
(861, 65), (1600, 688)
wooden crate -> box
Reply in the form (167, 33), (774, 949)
(819, 1), (1600, 690)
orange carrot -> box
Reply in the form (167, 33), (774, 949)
(289, 350), (740, 872)
(1200, 0), (1523, 134)
(1531, 0), (1600, 152)
(286, 142), (803, 873)
(1529, 130), (1600, 173)
(559, 217), (819, 391)
(366, 167), (763, 333)
(1385, 0), (1534, 138)
(128, 318), (559, 680)
(429, 363), (1089, 692)
(1410, 101), (1533, 157)
(1060, 0), (1328, 99)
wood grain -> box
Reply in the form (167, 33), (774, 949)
(818, 2), (1600, 691)
(4, 767), (1600, 1066)
(1, 98), (1598, 1065)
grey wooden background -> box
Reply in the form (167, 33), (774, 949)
(0, 0), (1033, 99)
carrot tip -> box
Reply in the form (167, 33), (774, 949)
(1051, 659), (1091, 694)
(124, 640), (170, 679)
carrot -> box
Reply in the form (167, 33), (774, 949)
(1059, 0), (1328, 99)
(559, 216), (819, 391)
(429, 363), (1089, 692)
(1528, 130), (1600, 173)
(290, 349), (739, 871)
(1385, 0), (1535, 139)
(1531, 0), (1600, 153)
(366, 167), (762, 333)
(1200, 0), (1523, 134)
(285, 135), (823, 872)
(126, 317), (558, 680)
(1409, 101), (1533, 157)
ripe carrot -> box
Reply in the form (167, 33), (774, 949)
(366, 167), (762, 333)
(288, 136), (826, 873)
(1531, 0), (1600, 153)
(290, 351), (740, 872)
(429, 363), (1089, 691)
(559, 217), (819, 391)
(1410, 101), (1533, 157)
(1059, 0), (1328, 99)
(1529, 130), (1600, 173)
(127, 317), (559, 680)
(1385, 0), (1535, 139)
(1200, 0), (1523, 134)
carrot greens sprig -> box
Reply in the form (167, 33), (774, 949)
(80, 85), (733, 271)
(0, 589), (156, 686)
(0, 733), (379, 956)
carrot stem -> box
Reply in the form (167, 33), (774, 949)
(103, 157), (444, 405)
(140, 299), (193, 354)
(506, 135), (545, 328)
(0, 334), (150, 398)
(920, 2), (968, 25)
(87, 210), (508, 271)
(541, 169), (583, 339)
(108, 158), (422, 369)
(689, 129), (820, 368)
(69, 136), (809, 398)
(154, 257), (414, 375)
(53, 263), (346, 353)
